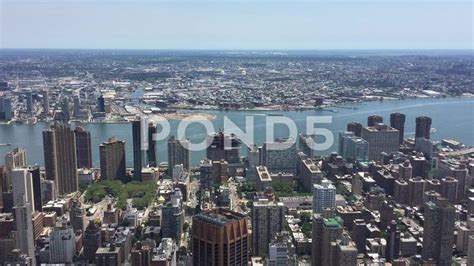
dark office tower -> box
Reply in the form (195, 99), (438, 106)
(192, 208), (249, 266)
(42, 89), (49, 115)
(132, 119), (143, 181)
(422, 198), (455, 266)
(100, 137), (126, 181)
(25, 90), (33, 114)
(83, 220), (101, 263)
(385, 220), (401, 262)
(168, 136), (191, 176)
(61, 97), (71, 122)
(147, 123), (157, 167)
(28, 166), (42, 212)
(206, 132), (241, 163)
(0, 96), (13, 121)
(416, 116), (432, 139)
(390, 112), (406, 144)
(368, 115), (383, 127)
(73, 95), (81, 117)
(43, 124), (78, 195)
(97, 95), (105, 112)
(347, 122), (362, 137)
(74, 126), (93, 169)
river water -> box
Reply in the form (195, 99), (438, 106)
(0, 97), (473, 167)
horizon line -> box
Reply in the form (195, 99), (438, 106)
(1, 47), (473, 51)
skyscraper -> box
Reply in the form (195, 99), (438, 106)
(42, 89), (49, 116)
(168, 136), (191, 177)
(161, 196), (184, 246)
(69, 200), (85, 233)
(4, 147), (27, 171)
(368, 115), (383, 127)
(312, 215), (343, 266)
(99, 137), (126, 181)
(13, 195), (35, 264)
(262, 138), (297, 173)
(390, 112), (406, 144)
(347, 121), (362, 137)
(361, 124), (400, 162)
(132, 119), (143, 181)
(147, 122), (157, 167)
(339, 132), (369, 162)
(416, 116), (432, 139)
(192, 208), (249, 266)
(43, 124), (79, 195)
(11, 168), (35, 212)
(97, 95), (106, 113)
(251, 199), (286, 256)
(0, 95), (12, 121)
(206, 132), (241, 163)
(28, 166), (42, 212)
(313, 180), (336, 213)
(49, 221), (76, 264)
(422, 198), (456, 266)
(25, 90), (33, 115)
(74, 126), (93, 169)
(83, 220), (102, 263)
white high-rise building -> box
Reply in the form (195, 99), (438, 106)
(49, 221), (76, 264)
(13, 195), (35, 264)
(12, 168), (35, 212)
(313, 179), (336, 213)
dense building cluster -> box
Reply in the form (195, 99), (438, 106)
(0, 51), (473, 266)
(0, 108), (473, 265)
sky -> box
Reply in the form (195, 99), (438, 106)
(0, 0), (472, 50)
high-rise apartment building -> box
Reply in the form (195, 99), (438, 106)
(74, 126), (93, 169)
(49, 221), (76, 264)
(390, 112), (406, 144)
(313, 180), (336, 213)
(11, 168), (35, 212)
(83, 220), (102, 263)
(262, 138), (297, 173)
(168, 136), (191, 176)
(361, 124), (399, 162)
(13, 195), (35, 264)
(147, 122), (157, 167)
(43, 124), (78, 195)
(132, 119), (144, 181)
(192, 208), (249, 266)
(100, 137), (126, 181)
(367, 115), (383, 127)
(347, 122), (362, 137)
(251, 199), (286, 256)
(206, 132), (241, 163)
(416, 116), (432, 139)
(312, 214), (343, 266)
(161, 195), (184, 246)
(422, 198), (456, 266)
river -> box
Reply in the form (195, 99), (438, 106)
(0, 97), (473, 167)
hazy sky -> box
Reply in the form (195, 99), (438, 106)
(1, 0), (472, 49)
